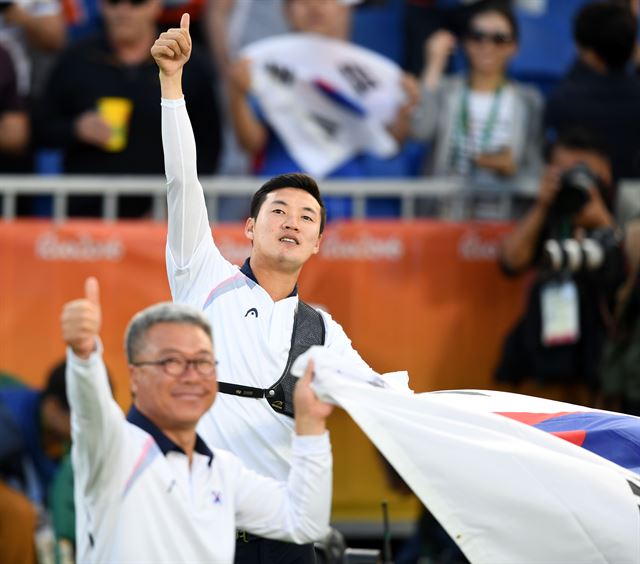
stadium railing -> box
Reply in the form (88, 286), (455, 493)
(1, 175), (636, 223)
(0, 175), (541, 222)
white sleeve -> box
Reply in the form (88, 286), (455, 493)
(234, 433), (332, 543)
(162, 98), (236, 304)
(66, 344), (125, 491)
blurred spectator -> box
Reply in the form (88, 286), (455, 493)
(0, 477), (37, 564)
(410, 4), (542, 184)
(494, 129), (626, 404)
(0, 361), (70, 507)
(34, 0), (221, 217)
(404, 0), (512, 76)
(49, 452), (75, 564)
(206, 0), (288, 79)
(228, 0), (418, 221)
(0, 42), (29, 172)
(0, 0), (66, 98)
(0, 395), (37, 564)
(0, 361), (71, 563)
(599, 217), (640, 416)
(545, 1), (640, 183)
(205, 0), (287, 178)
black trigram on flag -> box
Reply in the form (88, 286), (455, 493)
(339, 63), (377, 95)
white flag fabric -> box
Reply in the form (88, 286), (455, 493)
(241, 33), (404, 177)
(292, 347), (640, 563)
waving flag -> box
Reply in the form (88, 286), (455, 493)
(293, 348), (640, 563)
(241, 33), (404, 177)
(430, 389), (640, 475)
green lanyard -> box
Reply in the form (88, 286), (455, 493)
(451, 82), (505, 172)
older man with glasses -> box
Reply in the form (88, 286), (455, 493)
(61, 277), (333, 564)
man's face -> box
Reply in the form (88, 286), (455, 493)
(130, 323), (217, 433)
(100, 0), (161, 43)
(245, 188), (322, 272)
(285, 0), (351, 40)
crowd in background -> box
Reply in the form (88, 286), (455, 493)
(2, 1), (640, 563)
(0, 0), (638, 218)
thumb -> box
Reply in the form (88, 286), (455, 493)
(85, 276), (100, 307)
(180, 12), (190, 31)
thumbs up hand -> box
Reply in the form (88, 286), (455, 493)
(61, 277), (102, 359)
(151, 13), (192, 77)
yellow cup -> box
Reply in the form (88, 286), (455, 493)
(97, 97), (133, 152)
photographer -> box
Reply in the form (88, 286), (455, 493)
(494, 129), (626, 402)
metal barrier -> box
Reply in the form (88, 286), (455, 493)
(0, 175), (544, 222)
(2, 175), (637, 223)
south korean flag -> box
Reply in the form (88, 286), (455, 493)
(241, 33), (405, 177)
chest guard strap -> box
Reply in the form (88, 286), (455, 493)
(217, 301), (326, 418)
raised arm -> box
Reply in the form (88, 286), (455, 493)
(151, 14), (211, 268)
(411, 31), (457, 141)
(61, 278), (125, 488)
(234, 362), (333, 542)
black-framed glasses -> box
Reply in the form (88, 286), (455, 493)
(467, 28), (514, 46)
(132, 356), (217, 378)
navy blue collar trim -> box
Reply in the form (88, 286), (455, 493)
(127, 405), (213, 466)
(240, 258), (298, 297)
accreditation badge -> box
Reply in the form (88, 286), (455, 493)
(540, 280), (580, 346)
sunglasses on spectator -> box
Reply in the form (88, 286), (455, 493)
(466, 28), (514, 45)
(105, 0), (149, 6)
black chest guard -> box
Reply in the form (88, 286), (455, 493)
(217, 301), (326, 418)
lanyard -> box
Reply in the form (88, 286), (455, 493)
(451, 82), (505, 172)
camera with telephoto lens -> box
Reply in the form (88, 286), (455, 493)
(551, 162), (598, 217)
(541, 227), (623, 275)
(540, 161), (624, 280)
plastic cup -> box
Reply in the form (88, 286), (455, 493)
(97, 97), (133, 152)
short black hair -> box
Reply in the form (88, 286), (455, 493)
(574, 1), (637, 70)
(545, 127), (611, 164)
(42, 360), (69, 412)
(250, 173), (327, 234)
(466, 2), (519, 43)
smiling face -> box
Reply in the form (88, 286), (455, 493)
(245, 188), (322, 273)
(464, 11), (517, 76)
(130, 322), (217, 434)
